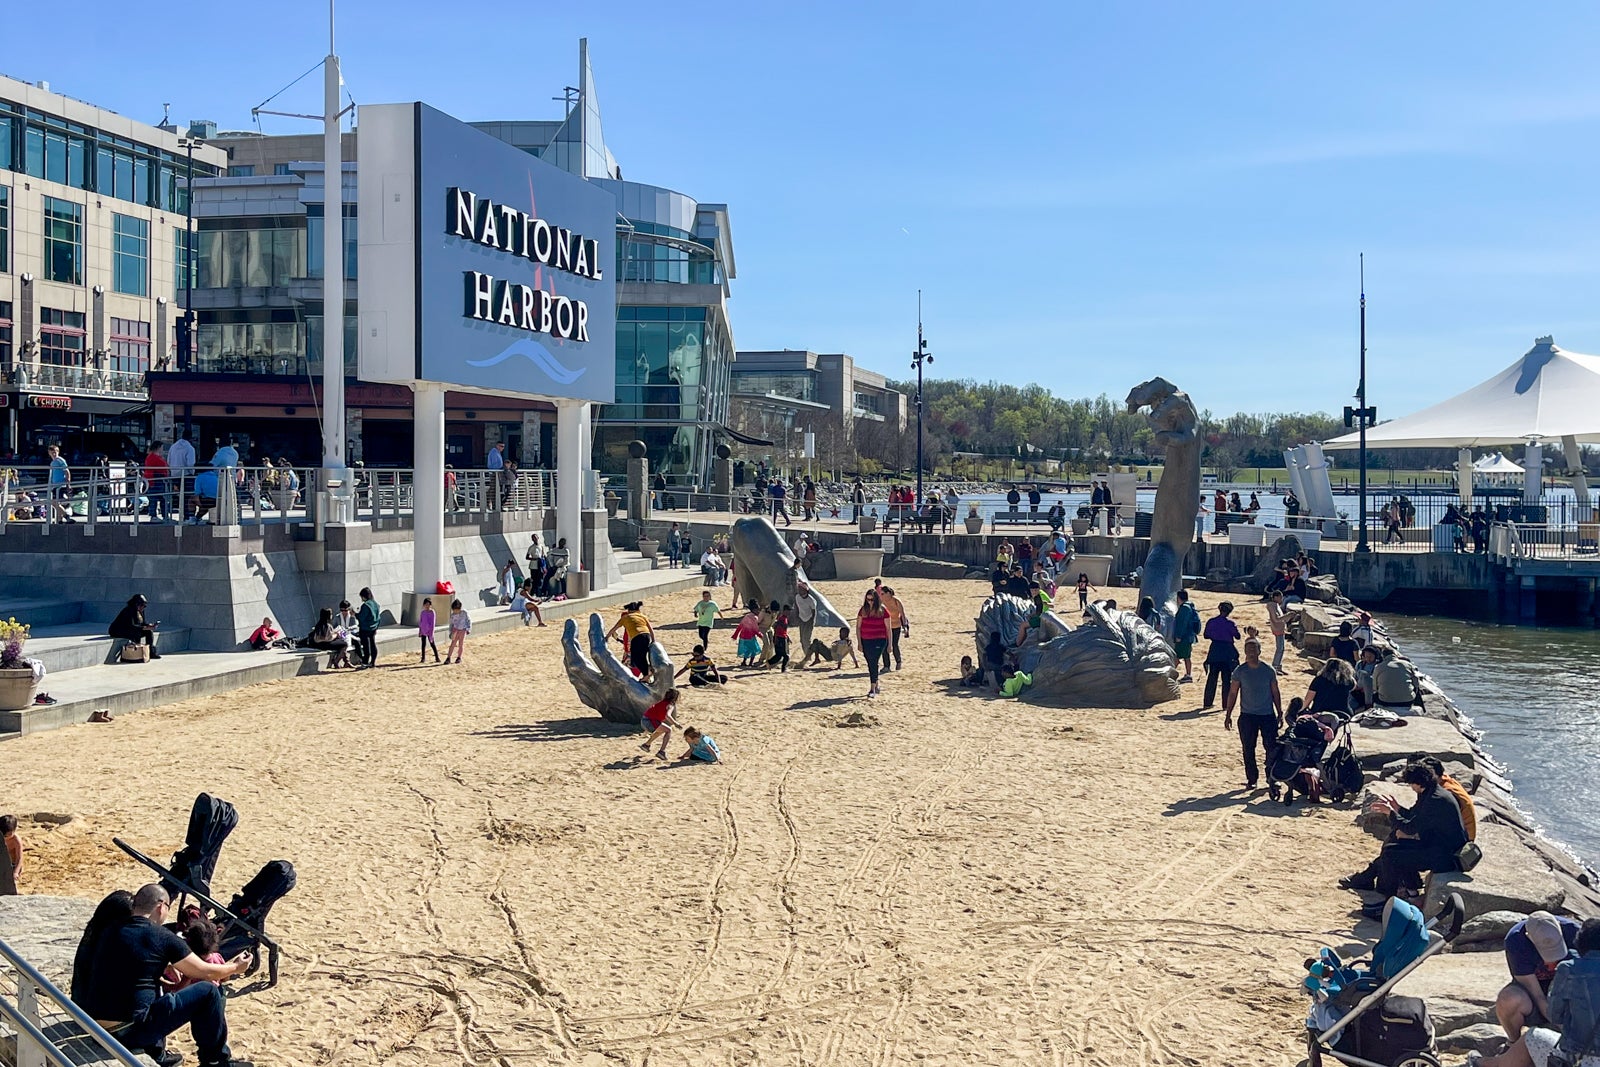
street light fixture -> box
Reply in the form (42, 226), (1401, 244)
(911, 290), (932, 505)
(1344, 255), (1378, 553)
(176, 135), (203, 374)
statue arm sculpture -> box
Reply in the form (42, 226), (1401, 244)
(563, 613), (675, 725)
(1125, 377), (1201, 630)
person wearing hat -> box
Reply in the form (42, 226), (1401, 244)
(108, 595), (161, 660)
(1497, 911), (1583, 1042)
(1352, 611), (1375, 648)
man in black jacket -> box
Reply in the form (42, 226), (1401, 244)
(1340, 762), (1467, 919)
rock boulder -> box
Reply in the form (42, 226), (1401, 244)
(0, 894), (97, 988)
(1426, 822), (1567, 921)
(1394, 951), (1507, 1037)
(882, 555), (968, 580)
(1352, 716), (1478, 771)
(1455, 910), (1527, 951)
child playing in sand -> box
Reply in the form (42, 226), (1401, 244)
(1, 815), (21, 893)
(692, 590), (725, 646)
(732, 604), (763, 667)
(418, 598), (440, 664)
(446, 599), (470, 664)
(768, 606), (791, 672)
(1076, 572), (1094, 611)
(675, 645), (728, 687)
(803, 625), (859, 671)
(680, 727), (721, 763)
(639, 689), (681, 760)
(510, 580), (545, 627)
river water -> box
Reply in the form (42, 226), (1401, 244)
(1370, 616), (1600, 867)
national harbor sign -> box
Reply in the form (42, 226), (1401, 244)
(356, 102), (617, 404)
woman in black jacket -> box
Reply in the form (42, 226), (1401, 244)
(1341, 762), (1467, 915)
(108, 594), (160, 658)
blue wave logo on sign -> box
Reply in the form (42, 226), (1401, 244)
(466, 339), (588, 385)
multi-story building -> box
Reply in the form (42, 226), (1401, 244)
(730, 349), (908, 470)
(0, 74), (226, 458)
(145, 40), (736, 479)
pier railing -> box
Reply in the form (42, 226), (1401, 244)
(1490, 521), (1600, 563)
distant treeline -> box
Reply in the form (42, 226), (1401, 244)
(879, 378), (1596, 475)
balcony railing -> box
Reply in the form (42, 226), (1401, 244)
(0, 464), (556, 530)
(4, 362), (147, 397)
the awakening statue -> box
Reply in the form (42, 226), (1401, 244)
(562, 613), (675, 725)
(975, 596), (1179, 708)
(1125, 377), (1201, 632)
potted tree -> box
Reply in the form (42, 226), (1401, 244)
(0, 618), (36, 711)
(964, 502), (985, 535)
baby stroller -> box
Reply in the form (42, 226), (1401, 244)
(114, 792), (297, 993)
(1302, 893), (1465, 1067)
(1270, 711), (1363, 805)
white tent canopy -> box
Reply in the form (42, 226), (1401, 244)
(1324, 336), (1600, 450)
(1472, 452), (1523, 473)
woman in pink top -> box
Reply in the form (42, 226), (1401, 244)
(856, 589), (892, 698)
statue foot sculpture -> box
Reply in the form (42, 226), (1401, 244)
(562, 613), (675, 725)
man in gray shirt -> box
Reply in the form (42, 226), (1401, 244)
(1224, 637), (1282, 790)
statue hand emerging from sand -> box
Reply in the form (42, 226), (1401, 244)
(976, 595), (1179, 708)
(563, 613), (675, 725)
(1126, 377), (1201, 633)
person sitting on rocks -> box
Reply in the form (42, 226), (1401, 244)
(1339, 761), (1466, 920)
(1304, 657), (1358, 715)
(1495, 911), (1583, 1045)
(109, 595), (162, 660)
(1476, 917), (1600, 1067)
(1413, 754), (1476, 841)
(1371, 644), (1421, 710)
(78, 882), (253, 1067)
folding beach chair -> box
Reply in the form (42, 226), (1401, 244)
(113, 793), (295, 993)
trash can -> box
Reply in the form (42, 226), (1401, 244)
(566, 570), (592, 599)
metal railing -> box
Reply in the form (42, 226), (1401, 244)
(7, 363), (147, 397)
(0, 933), (147, 1067)
(1491, 521), (1600, 562)
(0, 465), (556, 531)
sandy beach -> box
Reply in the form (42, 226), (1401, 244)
(5, 578), (1381, 1067)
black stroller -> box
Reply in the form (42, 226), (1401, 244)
(1270, 711), (1363, 805)
(1303, 893), (1465, 1067)
(114, 793), (296, 993)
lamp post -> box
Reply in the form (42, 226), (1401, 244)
(176, 136), (202, 373)
(911, 290), (932, 505)
(1344, 255), (1378, 553)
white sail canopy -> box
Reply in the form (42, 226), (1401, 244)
(1324, 337), (1600, 450)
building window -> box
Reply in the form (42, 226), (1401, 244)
(853, 391), (883, 417)
(42, 196), (83, 284)
(0, 185), (8, 272)
(174, 227), (193, 300)
(305, 209), (358, 280)
(39, 308), (86, 367)
(197, 225), (306, 288)
(112, 213), (149, 296)
(0, 301), (12, 371)
(109, 317), (151, 374)
(0, 114), (13, 171)
(274, 163), (291, 175)
(228, 165), (255, 177)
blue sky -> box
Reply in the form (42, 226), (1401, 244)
(10, 1), (1600, 418)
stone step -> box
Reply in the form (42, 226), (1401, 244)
(1, 566), (709, 737)
(615, 554), (658, 577)
(25, 624), (192, 674)
(0, 597), (84, 629)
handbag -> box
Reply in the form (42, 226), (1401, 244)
(1455, 840), (1483, 873)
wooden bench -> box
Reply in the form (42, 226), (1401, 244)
(991, 509), (1035, 527)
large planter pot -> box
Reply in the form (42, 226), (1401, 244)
(272, 489), (296, 513)
(638, 538), (659, 560)
(0, 666), (37, 711)
(964, 515), (985, 534)
(833, 547), (886, 581)
(1071, 518), (1091, 536)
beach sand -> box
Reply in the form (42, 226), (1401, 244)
(7, 579), (1378, 1066)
